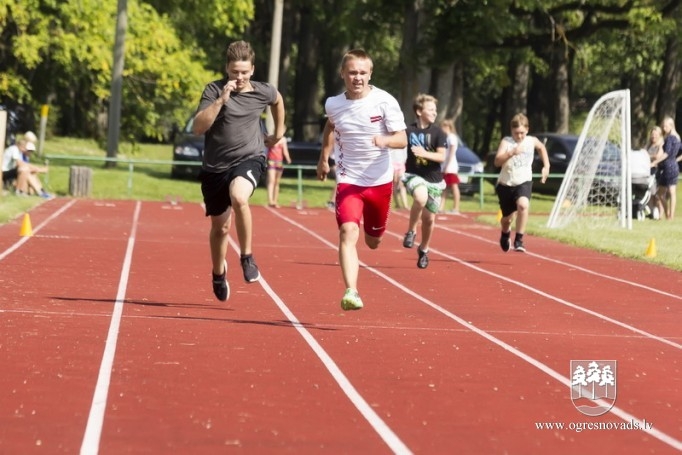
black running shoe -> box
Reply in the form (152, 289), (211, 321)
(514, 239), (526, 252)
(403, 231), (416, 248)
(240, 255), (261, 282)
(417, 248), (429, 269)
(500, 231), (511, 252)
(212, 259), (229, 301)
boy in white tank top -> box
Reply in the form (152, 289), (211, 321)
(492, 113), (549, 252)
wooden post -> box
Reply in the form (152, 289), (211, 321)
(69, 166), (93, 197)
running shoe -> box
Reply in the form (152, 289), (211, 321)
(240, 254), (261, 282)
(340, 288), (364, 311)
(500, 231), (511, 252)
(514, 239), (526, 252)
(403, 230), (416, 248)
(417, 248), (429, 269)
(212, 259), (230, 301)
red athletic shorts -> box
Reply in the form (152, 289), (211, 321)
(444, 173), (461, 185)
(335, 182), (393, 237)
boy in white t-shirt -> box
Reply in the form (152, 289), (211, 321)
(317, 49), (407, 310)
(493, 113), (549, 252)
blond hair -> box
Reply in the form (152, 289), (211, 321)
(510, 113), (529, 129)
(413, 93), (438, 114)
(440, 118), (456, 133)
(340, 49), (373, 72)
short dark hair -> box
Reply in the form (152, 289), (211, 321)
(226, 41), (255, 65)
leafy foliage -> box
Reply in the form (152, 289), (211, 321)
(1, 0), (681, 155)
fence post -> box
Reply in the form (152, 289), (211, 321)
(69, 166), (93, 197)
(297, 167), (304, 209)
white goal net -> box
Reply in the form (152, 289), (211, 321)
(547, 89), (632, 229)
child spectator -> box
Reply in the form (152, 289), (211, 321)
(266, 136), (291, 208)
(439, 119), (461, 214)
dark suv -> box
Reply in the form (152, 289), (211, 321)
(170, 116), (204, 179)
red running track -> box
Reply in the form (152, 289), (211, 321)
(0, 199), (680, 454)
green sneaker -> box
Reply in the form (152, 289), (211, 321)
(340, 288), (364, 311)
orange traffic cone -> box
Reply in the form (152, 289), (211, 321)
(645, 238), (656, 258)
(19, 213), (33, 237)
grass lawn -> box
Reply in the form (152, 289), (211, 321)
(2, 137), (680, 271)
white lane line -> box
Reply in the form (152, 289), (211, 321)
(228, 235), (412, 455)
(435, 221), (682, 300)
(80, 201), (142, 455)
(270, 209), (682, 452)
(387, 228), (682, 350)
(387, 212), (680, 348)
(0, 199), (77, 261)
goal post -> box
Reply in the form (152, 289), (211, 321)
(547, 89), (632, 229)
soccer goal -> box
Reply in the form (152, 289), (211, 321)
(547, 89), (633, 229)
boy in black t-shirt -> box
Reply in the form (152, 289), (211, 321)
(402, 94), (448, 269)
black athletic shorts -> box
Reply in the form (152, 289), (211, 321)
(495, 180), (533, 217)
(2, 168), (19, 184)
(200, 155), (266, 216)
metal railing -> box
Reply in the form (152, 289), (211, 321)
(44, 154), (563, 208)
(44, 154), (319, 206)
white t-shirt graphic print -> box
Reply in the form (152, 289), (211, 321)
(497, 135), (535, 186)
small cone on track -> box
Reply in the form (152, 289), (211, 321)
(20, 213), (33, 237)
(645, 238), (656, 258)
(496, 209), (502, 222)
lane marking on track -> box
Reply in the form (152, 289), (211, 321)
(227, 234), (413, 455)
(384, 228), (682, 350)
(80, 201), (142, 455)
(433, 220), (682, 300)
(269, 208), (682, 453)
(0, 199), (77, 262)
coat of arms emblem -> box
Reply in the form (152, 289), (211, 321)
(570, 360), (617, 416)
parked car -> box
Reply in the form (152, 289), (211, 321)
(170, 116), (204, 179)
(454, 141), (485, 195)
(531, 133), (580, 194)
(283, 140), (321, 175)
(1, 104), (31, 147)
(170, 115), (321, 179)
(531, 133), (622, 200)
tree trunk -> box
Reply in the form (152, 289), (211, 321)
(657, 33), (681, 120)
(431, 63), (454, 120)
(398, 0), (424, 118)
(504, 55), (529, 130)
(449, 62), (465, 129)
(552, 45), (570, 134)
(293, 7), (320, 141)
